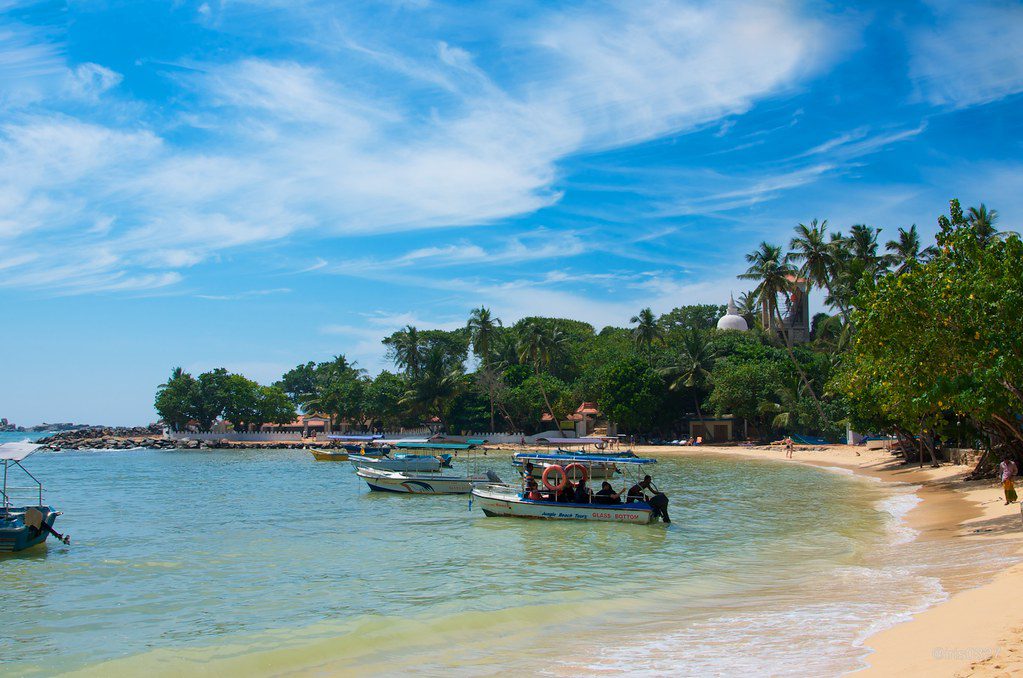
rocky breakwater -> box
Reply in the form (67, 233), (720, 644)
(36, 425), (167, 451)
(35, 426), (338, 451)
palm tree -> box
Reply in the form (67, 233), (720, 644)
(848, 224), (882, 264)
(659, 330), (718, 435)
(967, 203), (1017, 246)
(516, 319), (566, 434)
(789, 218), (837, 308)
(739, 241), (828, 423)
(467, 306), (502, 431)
(736, 290), (759, 328)
(160, 366), (186, 388)
(400, 344), (462, 426)
(884, 224), (937, 275)
(389, 325), (422, 379)
(630, 307), (663, 355)
(758, 377), (804, 431)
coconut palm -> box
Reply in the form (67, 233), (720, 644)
(400, 344), (462, 426)
(884, 224), (937, 275)
(658, 329), (718, 434)
(735, 290), (760, 328)
(967, 203), (1017, 246)
(789, 218), (837, 306)
(630, 307), (663, 355)
(467, 306), (502, 430)
(516, 319), (566, 434)
(388, 325), (422, 379)
(739, 241), (828, 423)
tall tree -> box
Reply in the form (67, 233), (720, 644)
(384, 325), (423, 379)
(966, 203), (1017, 247)
(155, 367), (196, 432)
(659, 329), (718, 434)
(789, 218), (838, 310)
(467, 306), (502, 430)
(740, 242), (828, 423)
(516, 319), (567, 433)
(884, 224), (935, 275)
(630, 307), (663, 355)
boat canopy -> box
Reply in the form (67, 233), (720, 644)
(535, 437), (605, 445)
(395, 442), (474, 451)
(466, 438), (488, 445)
(0, 442), (39, 462)
(514, 452), (656, 465)
(326, 434), (384, 441)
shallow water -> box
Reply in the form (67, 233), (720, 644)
(1, 445), (1016, 676)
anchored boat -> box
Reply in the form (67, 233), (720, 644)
(472, 453), (669, 525)
(356, 467), (503, 494)
(1, 443), (70, 552)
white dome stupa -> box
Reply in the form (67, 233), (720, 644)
(717, 296), (749, 331)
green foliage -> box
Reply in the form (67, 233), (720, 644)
(592, 357), (664, 432)
(658, 305), (726, 332)
(835, 199), (1023, 452)
(275, 362), (318, 404)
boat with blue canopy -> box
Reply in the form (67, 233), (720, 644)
(513, 451), (644, 480)
(394, 441), (475, 451)
(471, 454), (669, 525)
(1, 443), (70, 552)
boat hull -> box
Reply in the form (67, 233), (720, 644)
(0, 506), (59, 553)
(471, 486), (653, 524)
(349, 455), (442, 472)
(309, 450), (349, 461)
(357, 468), (479, 494)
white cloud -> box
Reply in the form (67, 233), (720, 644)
(0, 1), (845, 294)
(64, 62), (123, 101)
(909, 1), (1023, 108)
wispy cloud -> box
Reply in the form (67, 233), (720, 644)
(0, 1), (840, 294)
(909, 0), (1023, 108)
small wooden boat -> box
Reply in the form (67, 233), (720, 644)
(356, 467), (502, 494)
(1, 443), (70, 552)
(308, 448), (349, 461)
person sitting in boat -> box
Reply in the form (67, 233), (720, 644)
(558, 480), (576, 502)
(626, 475), (653, 503)
(573, 478), (592, 503)
(524, 478), (544, 501)
(593, 481), (621, 504)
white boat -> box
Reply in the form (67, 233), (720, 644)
(349, 453), (446, 473)
(472, 453), (669, 525)
(513, 452), (631, 480)
(356, 467), (502, 494)
(471, 483), (654, 524)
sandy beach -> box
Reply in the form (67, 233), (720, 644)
(623, 444), (1023, 677)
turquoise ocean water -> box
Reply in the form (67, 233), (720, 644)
(1, 436), (1015, 676)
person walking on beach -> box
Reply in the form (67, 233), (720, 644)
(1000, 455), (1018, 505)
(784, 436), (794, 459)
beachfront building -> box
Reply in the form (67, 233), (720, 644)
(540, 402), (615, 437)
(260, 414), (331, 436)
(688, 415), (740, 442)
(716, 296), (749, 331)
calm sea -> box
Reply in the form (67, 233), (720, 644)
(1, 438), (1015, 676)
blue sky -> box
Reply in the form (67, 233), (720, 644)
(2, 0), (1022, 425)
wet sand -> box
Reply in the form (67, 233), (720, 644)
(631, 444), (1023, 677)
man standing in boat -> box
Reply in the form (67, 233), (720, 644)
(627, 475), (671, 523)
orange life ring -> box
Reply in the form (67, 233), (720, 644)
(563, 462), (588, 482)
(541, 464), (568, 491)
